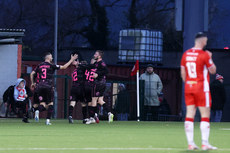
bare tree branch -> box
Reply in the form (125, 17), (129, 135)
(103, 0), (126, 7)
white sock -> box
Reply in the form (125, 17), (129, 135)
(185, 121), (194, 145)
(200, 121), (210, 145)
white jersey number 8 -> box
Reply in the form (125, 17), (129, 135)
(186, 62), (197, 78)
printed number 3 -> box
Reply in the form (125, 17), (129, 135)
(41, 68), (47, 79)
(186, 62), (197, 78)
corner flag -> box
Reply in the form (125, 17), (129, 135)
(131, 60), (139, 76)
(130, 60), (140, 121)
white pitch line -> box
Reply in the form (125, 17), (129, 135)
(220, 128), (230, 130)
(0, 148), (183, 151)
(0, 148), (230, 151)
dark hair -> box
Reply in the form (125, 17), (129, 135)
(71, 51), (78, 56)
(43, 52), (52, 59)
(147, 64), (154, 68)
(195, 32), (207, 39)
(80, 60), (88, 65)
(96, 50), (104, 58)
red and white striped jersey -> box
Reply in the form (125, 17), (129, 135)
(181, 48), (214, 93)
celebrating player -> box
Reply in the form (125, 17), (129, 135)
(84, 57), (98, 124)
(68, 57), (89, 124)
(180, 32), (217, 150)
(30, 52), (77, 125)
(86, 50), (113, 124)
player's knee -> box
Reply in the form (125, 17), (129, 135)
(70, 101), (76, 107)
(40, 102), (46, 107)
(48, 102), (53, 105)
(33, 104), (38, 108)
(81, 103), (87, 107)
(88, 102), (92, 106)
(92, 97), (98, 102)
(91, 101), (97, 107)
(98, 98), (105, 105)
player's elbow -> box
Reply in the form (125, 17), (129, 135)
(181, 76), (185, 82)
(208, 65), (216, 74)
(30, 71), (35, 77)
(60, 66), (66, 70)
(180, 68), (186, 82)
(209, 69), (216, 75)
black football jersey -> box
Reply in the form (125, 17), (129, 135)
(34, 62), (60, 86)
(93, 60), (108, 81)
(71, 65), (86, 87)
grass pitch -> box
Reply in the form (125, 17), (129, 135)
(0, 119), (229, 153)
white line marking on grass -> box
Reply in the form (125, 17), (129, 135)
(220, 128), (230, 130)
(0, 148), (230, 151)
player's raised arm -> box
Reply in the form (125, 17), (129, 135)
(60, 54), (78, 70)
(206, 50), (216, 74)
(208, 64), (216, 74)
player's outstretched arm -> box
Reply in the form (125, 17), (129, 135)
(60, 54), (78, 70)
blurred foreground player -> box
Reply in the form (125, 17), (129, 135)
(180, 32), (217, 150)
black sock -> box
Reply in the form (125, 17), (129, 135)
(32, 106), (38, 113)
(69, 106), (74, 117)
(102, 103), (111, 113)
(88, 106), (94, 117)
(92, 106), (97, 116)
(82, 106), (87, 119)
(47, 105), (54, 119)
(38, 105), (46, 112)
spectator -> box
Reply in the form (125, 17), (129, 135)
(210, 74), (226, 122)
(115, 84), (130, 121)
(115, 84), (130, 113)
(140, 64), (163, 121)
(3, 78), (33, 122)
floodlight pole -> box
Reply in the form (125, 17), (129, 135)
(54, 0), (58, 119)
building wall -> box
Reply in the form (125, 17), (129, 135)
(0, 44), (20, 103)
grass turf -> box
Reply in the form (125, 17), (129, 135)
(0, 119), (229, 153)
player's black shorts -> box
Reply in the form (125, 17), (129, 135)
(35, 84), (54, 104)
(70, 86), (84, 102)
(94, 81), (106, 97)
(84, 82), (94, 103)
